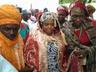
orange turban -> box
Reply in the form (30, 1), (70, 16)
(0, 5), (25, 70)
(0, 4), (21, 25)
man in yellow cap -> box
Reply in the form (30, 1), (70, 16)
(0, 4), (25, 72)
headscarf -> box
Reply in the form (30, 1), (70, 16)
(39, 12), (60, 34)
(70, 1), (87, 16)
(0, 4), (25, 70)
(40, 12), (59, 27)
(0, 4), (21, 25)
(70, 7), (84, 16)
(57, 6), (68, 16)
(0, 4), (21, 47)
(72, 1), (86, 10)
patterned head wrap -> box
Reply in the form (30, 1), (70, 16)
(71, 7), (84, 16)
(0, 4), (21, 25)
(70, 1), (86, 16)
(72, 1), (86, 10)
(57, 6), (68, 16)
(40, 12), (59, 27)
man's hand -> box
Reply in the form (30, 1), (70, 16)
(19, 66), (34, 72)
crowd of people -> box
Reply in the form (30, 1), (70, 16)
(0, 0), (96, 72)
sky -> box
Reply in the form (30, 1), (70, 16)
(0, 0), (59, 12)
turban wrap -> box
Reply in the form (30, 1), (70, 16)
(0, 4), (24, 70)
(0, 4), (21, 25)
(70, 1), (87, 16)
(0, 4), (22, 46)
(57, 6), (68, 16)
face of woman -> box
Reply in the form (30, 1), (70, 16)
(42, 22), (55, 35)
(0, 24), (20, 40)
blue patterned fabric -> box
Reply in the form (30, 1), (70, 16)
(47, 41), (60, 72)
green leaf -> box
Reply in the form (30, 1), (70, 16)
(59, 0), (92, 4)
(59, 0), (74, 4)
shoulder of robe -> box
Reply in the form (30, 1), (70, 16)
(0, 40), (4, 48)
